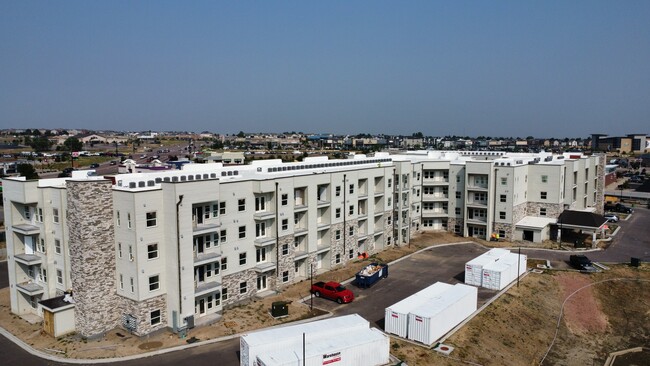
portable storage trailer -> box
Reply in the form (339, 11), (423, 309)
(254, 327), (390, 366)
(384, 282), (452, 338)
(407, 284), (478, 346)
(464, 248), (510, 286)
(481, 252), (528, 291)
(240, 314), (369, 366)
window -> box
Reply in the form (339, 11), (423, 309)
(500, 177), (507, 185)
(54, 239), (61, 254)
(540, 208), (547, 216)
(349, 184), (354, 194)
(221, 257), (228, 270)
(335, 253), (341, 264)
(146, 212), (157, 227)
(220, 229), (227, 243)
(119, 274), (124, 289)
(150, 310), (161, 325)
(349, 226), (354, 236)
(335, 186), (341, 197)
(349, 205), (354, 215)
(500, 211), (506, 220)
(282, 271), (289, 283)
(335, 208), (341, 219)
(56, 269), (63, 285)
(130, 277), (134, 293)
(387, 178), (392, 188)
(281, 194), (288, 206)
(455, 207), (461, 215)
(294, 237), (300, 247)
(500, 195), (506, 203)
(128, 245), (134, 261)
(36, 208), (43, 222)
(282, 244), (289, 256)
(239, 252), (247, 265)
(255, 196), (266, 212)
(222, 288), (228, 301)
(456, 175), (461, 183)
(149, 275), (160, 291)
(541, 175), (548, 183)
(349, 249), (354, 259)
(40, 268), (47, 282)
(53, 208), (59, 223)
(474, 192), (487, 201)
(212, 203), (219, 217)
(147, 244), (158, 259)
(239, 225), (246, 239)
(116, 211), (121, 226)
(387, 197), (392, 207)
(456, 191), (461, 199)
(282, 219), (288, 231)
(238, 199), (246, 211)
(498, 230), (506, 238)
(540, 191), (547, 200)
(239, 281), (247, 294)
(219, 201), (226, 215)
(255, 222), (266, 238)
(127, 213), (132, 229)
(38, 238), (46, 253)
(118, 243), (123, 258)
(335, 230), (341, 240)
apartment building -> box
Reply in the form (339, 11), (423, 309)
(2, 151), (603, 338)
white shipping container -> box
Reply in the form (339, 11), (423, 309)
(482, 253), (527, 290)
(407, 284), (478, 345)
(464, 248), (510, 287)
(240, 314), (369, 366)
(255, 327), (390, 366)
(384, 282), (452, 338)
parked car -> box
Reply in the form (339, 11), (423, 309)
(604, 214), (619, 222)
(605, 203), (633, 214)
(569, 255), (596, 271)
(89, 163), (100, 168)
(110, 161), (117, 165)
(310, 281), (354, 304)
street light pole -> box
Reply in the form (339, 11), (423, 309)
(310, 263), (314, 311)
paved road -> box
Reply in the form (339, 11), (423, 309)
(1, 209), (649, 366)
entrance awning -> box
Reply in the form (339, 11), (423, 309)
(515, 216), (557, 230)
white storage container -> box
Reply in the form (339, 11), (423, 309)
(464, 248), (510, 286)
(384, 282), (452, 338)
(255, 327), (390, 366)
(240, 314), (369, 366)
(407, 284), (478, 345)
(481, 253), (527, 290)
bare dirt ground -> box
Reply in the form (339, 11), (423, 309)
(389, 264), (650, 366)
(0, 232), (469, 359)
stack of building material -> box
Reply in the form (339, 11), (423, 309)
(464, 248), (510, 286)
(481, 252), (528, 290)
(407, 283), (478, 346)
(384, 282), (453, 338)
(240, 314), (388, 366)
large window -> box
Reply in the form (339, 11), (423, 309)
(149, 275), (160, 291)
(150, 310), (161, 325)
(146, 212), (157, 227)
(147, 244), (158, 259)
(255, 222), (266, 238)
(256, 247), (267, 262)
(255, 196), (266, 212)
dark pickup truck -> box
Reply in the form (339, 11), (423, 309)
(570, 255), (596, 272)
(604, 203), (633, 214)
(310, 281), (354, 304)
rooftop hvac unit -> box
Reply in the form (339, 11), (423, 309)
(544, 156), (553, 162)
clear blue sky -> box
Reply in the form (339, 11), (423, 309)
(1, 1), (649, 138)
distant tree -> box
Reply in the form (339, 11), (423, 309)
(63, 137), (83, 152)
(33, 129), (42, 136)
(237, 131), (245, 138)
(211, 140), (224, 149)
(412, 132), (424, 138)
(30, 136), (53, 152)
(17, 164), (39, 179)
(526, 136), (534, 140)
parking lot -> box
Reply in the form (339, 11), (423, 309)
(304, 242), (499, 330)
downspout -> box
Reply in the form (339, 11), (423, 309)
(176, 194), (184, 330)
(492, 168), (499, 241)
(275, 183), (280, 276)
(392, 168), (396, 244)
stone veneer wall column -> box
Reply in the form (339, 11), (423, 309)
(67, 180), (118, 338)
(276, 234), (295, 291)
(119, 294), (167, 336)
(345, 218), (358, 258)
(221, 269), (256, 308)
(594, 154), (606, 215)
(383, 210), (393, 245)
(329, 223), (345, 267)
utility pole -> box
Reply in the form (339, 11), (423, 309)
(310, 263), (313, 311)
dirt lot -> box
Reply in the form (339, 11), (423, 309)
(389, 264), (650, 366)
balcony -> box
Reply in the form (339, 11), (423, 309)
(466, 217), (488, 225)
(294, 250), (309, 261)
(422, 210), (448, 218)
(466, 200), (488, 208)
(423, 194), (448, 201)
(12, 224), (40, 236)
(14, 254), (43, 266)
(16, 282), (44, 296)
(374, 191), (384, 197)
(194, 252), (222, 267)
(253, 262), (276, 274)
(195, 281), (221, 297)
(317, 223), (331, 231)
(294, 227), (308, 237)
(467, 184), (488, 191)
(316, 245), (330, 254)
(423, 178), (449, 185)
(254, 236), (276, 247)
(193, 221), (221, 235)
(253, 211), (275, 221)
(294, 204), (308, 213)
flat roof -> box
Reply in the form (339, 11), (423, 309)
(516, 216), (557, 229)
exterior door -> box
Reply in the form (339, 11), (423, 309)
(257, 275), (267, 291)
(43, 309), (55, 336)
(194, 206), (204, 224)
(199, 299), (206, 315)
